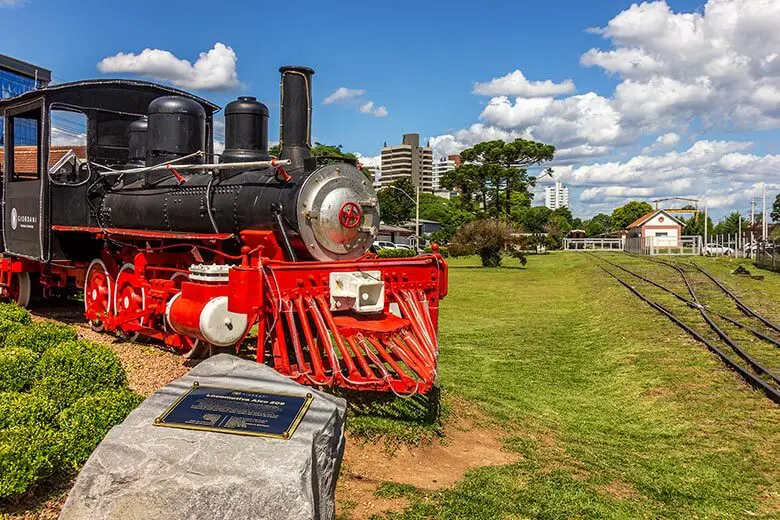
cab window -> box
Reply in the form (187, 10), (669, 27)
(6, 108), (41, 182)
(49, 108), (88, 185)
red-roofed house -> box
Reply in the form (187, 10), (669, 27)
(0, 145), (87, 182)
(626, 209), (683, 247)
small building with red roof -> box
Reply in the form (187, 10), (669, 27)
(626, 209), (683, 247)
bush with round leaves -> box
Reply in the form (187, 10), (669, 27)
(0, 303), (32, 325)
(35, 340), (126, 410)
(0, 347), (38, 392)
(6, 321), (78, 354)
(0, 391), (57, 429)
(0, 319), (25, 345)
(376, 248), (417, 258)
(0, 426), (63, 499)
(57, 388), (142, 468)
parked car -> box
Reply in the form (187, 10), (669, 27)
(743, 241), (759, 254)
(372, 240), (396, 250)
(704, 243), (733, 256)
(394, 244), (414, 250)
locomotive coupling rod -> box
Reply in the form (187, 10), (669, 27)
(95, 159), (292, 176)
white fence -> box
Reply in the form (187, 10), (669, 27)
(564, 237), (625, 251)
(703, 233), (768, 258)
(624, 235), (702, 256)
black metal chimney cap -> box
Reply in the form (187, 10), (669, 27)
(279, 65), (315, 75)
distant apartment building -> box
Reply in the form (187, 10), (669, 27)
(545, 180), (569, 210)
(380, 133), (434, 192)
(0, 54), (51, 145)
(431, 154), (461, 193)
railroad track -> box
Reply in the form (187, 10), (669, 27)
(586, 252), (780, 404)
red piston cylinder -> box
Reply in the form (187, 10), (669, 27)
(167, 293), (207, 343)
(167, 280), (250, 347)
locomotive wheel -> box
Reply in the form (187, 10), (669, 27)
(6, 272), (32, 308)
(84, 259), (113, 332)
(181, 338), (208, 360)
(114, 263), (145, 341)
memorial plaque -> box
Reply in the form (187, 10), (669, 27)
(155, 382), (313, 439)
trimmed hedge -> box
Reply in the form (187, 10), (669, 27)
(0, 391), (57, 429)
(0, 426), (63, 499)
(377, 248), (417, 258)
(0, 316), (139, 500)
(0, 303), (32, 325)
(424, 245), (450, 257)
(35, 340), (126, 410)
(57, 388), (142, 468)
(6, 322), (78, 354)
(0, 347), (38, 392)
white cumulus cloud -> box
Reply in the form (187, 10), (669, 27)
(324, 87), (387, 117)
(323, 87), (366, 105)
(473, 69), (575, 97)
(97, 43), (239, 91)
(641, 132), (681, 153)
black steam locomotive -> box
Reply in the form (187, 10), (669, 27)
(0, 65), (446, 396)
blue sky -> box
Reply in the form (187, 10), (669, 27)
(2, 0), (779, 219)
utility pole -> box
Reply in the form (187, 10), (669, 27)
(750, 197), (756, 246)
(762, 184), (768, 241)
(738, 215), (742, 258)
(415, 184), (420, 244)
(704, 199), (708, 251)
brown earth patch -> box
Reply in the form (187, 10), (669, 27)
(598, 479), (640, 500)
(337, 409), (518, 519)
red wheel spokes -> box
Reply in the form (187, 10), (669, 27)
(85, 261), (112, 321)
(115, 265), (145, 333)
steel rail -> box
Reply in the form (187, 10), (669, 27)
(591, 259), (780, 404)
(668, 261), (780, 386)
(600, 253), (780, 349)
(687, 262), (780, 334)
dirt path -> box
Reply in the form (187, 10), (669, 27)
(337, 406), (518, 519)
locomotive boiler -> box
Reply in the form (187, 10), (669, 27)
(0, 66), (447, 396)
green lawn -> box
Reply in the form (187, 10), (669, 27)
(373, 252), (780, 519)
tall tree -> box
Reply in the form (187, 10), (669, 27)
(682, 212), (714, 237)
(772, 193), (780, 223)
(611, 201), (653, 230)
(268, 142), (372, 177)
(516, 206), (552, 234)
(377, 178), (415, 226)
(442, 139), (555, 218)
(585, 213), (612, 236)
(713, 211), (749, 235)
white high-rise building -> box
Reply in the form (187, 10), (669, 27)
(431, 155), (460, 193)
(545, 180), (569, 210)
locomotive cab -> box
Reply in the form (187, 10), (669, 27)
(0, 80), (218, 262)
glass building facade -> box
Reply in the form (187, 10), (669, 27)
(0, 56), (51, 146)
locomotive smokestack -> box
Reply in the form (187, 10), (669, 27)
(278, 65), (314, 168)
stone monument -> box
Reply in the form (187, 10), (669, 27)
(59, 354), (347, 520)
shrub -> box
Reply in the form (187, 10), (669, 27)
(6, 322), (78, 354)
(0, 391), (57, 429)
(57, 388), (142, 468)
(0, 303), (32, 325)
(449, 218), (528, 267)
(423, 245), (449, 257)
(35, 340), (126, 410)
(377, 248), (417, 258)
(0, 347), (38, 392)
(0, 319), (25, 346)
(0, 426), (63, 499)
